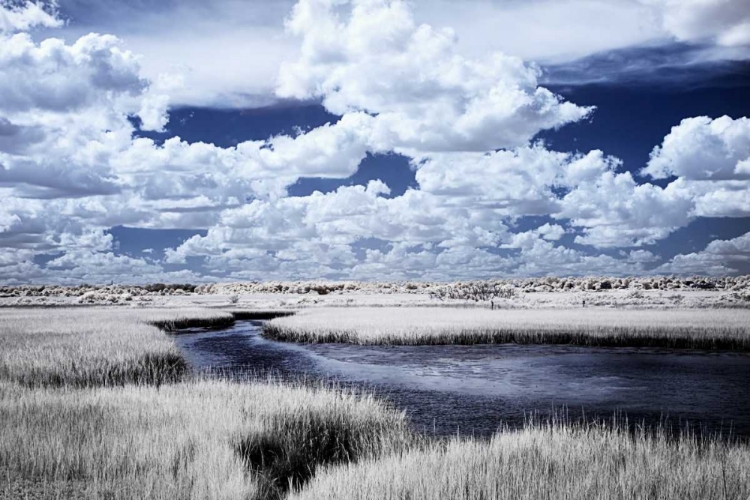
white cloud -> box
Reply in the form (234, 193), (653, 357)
(627, 249), (659, 263)
(413, 146), (570, 215)
(0, 29), (155, 198)
(277, 0), (593, 153)
(24, 0), (743, 108)
(137, 92), (170, 132)
(658, 231), (750, 275)
(643, 0), (750, 47)
(416, 0), (664, 64)
(644, 116), (750, 181)
(537, 223), (566, 241)
(0, 1), (61, 33)
(557, 170), (694, 247)
(641, 116), (750, 221)
(0, 32), (144, 114)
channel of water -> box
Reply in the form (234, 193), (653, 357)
(174, 320), (750, 438)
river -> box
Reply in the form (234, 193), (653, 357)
(174, 320), (750, 438)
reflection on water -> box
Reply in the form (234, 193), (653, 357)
(174, 321), (750, 438)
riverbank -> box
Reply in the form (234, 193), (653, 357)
(264, 307), (750, 351)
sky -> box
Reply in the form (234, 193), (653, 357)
(1, 0), (750, 284)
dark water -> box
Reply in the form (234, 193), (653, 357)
(174, 321), (750, 438)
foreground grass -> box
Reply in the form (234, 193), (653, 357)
(0, 306), (411, 499)
(0, 307), (234, 387)
(265, 307), (750, 350)
(0, 379), (410, 500)
(293, 420), (750, 500)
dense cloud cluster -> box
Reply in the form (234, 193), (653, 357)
(0, 0), (749, 284)
(276, 0), (592, 153)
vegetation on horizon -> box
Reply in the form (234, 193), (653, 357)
(3, 275), (750, 299)
(264, 307), (750, 351)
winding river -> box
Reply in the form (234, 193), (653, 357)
(174, 320), (750, 438)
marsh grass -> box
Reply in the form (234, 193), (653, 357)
(5, 305), (750, 500)
(264, 307), (750, 350)
(0, 378), (411, 500)
(292, 418), (750, 500)
(0, 307), (411, 499)
(0, 308), (234, 387)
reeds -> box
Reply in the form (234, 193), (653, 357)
(264, 307), (750, 350)
(0, 308), (234, 387)
(0, 306), (412, 499)
(292, 419), (750, 500)
(0, 378), (411, 500)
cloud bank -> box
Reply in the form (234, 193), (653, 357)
(29, 0), (749, 108)
(1, 0), (749, 283)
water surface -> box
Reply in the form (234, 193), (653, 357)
(174, 321), (750, 438)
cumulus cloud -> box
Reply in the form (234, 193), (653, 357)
(277, 0), (593, 153)
(557, 170), (694, 247)
(644, 116), (750, 181)
(641, 116), (750, 221)
(0, 32), (144, 114)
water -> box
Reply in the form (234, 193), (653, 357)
(174, 321), (750, 438)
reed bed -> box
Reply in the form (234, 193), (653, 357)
(264, 307), (750, 350)
(292, 420), (750, 500)
(0, 307), (234, 387)
(0, 378), (411, 500)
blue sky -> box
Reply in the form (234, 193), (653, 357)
(1, 0), (750, 283)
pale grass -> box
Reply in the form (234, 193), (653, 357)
(265, 307), (750, 350)
(0, 379), (410, 500)
(0, 307), (410, 499)
(0, 307), (233, 387)
(5, 306), (750, 500)
(292, 420), (750, 500)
